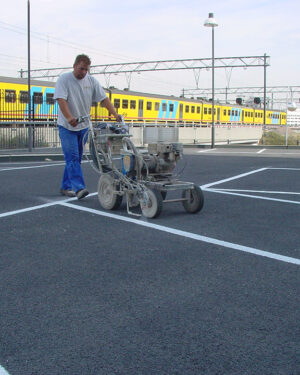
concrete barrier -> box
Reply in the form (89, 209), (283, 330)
(0, 123), (263, 149)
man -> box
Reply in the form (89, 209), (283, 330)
(54, 54), (122, 199)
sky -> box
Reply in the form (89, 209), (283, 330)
(0, 0), (300, 105)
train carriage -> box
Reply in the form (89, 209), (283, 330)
(0, 76), (287, 126)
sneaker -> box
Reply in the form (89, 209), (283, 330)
(60, 189), (76, 197)
(76, 188), (89, 200)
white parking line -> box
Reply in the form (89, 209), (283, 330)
(0, 193), (97, 218)
(205, 188), (300, 205)
(0, 163), (65, 171)
(0, 160), (89, 172)
(1, 167), (299, 266)
(257, 148), (266, 154)
(59, 201), (300, 266)
(211, 188), (300, 195)
(201, 167), (267, 189)
(0, 365), (10, 375)
(197, 148), (216, 153)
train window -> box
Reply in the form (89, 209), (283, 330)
(204, 107), (207, 115)
(223, 109), (226, 116)
(197, 107), (200, 114)
(235, 110), (238, 116)
(122, 99), (128, 109)
(146, 102), (152, 110)
(114, 99), (120, 108)
(155, 102), (160, 111)
(46, 93), (55, 105)
(162, 103), (167, 111)
(208, 108), (212, 115)
(228, 109), (230, 116)
(185, 105), (189, 113)
(130, 100), (136, 109)
(5, 90), (16, 103)
(33, 92), (43, 104)
(19, 91), (29, 103)
(191, 106), (195, 113)
(231, 110), (234, 116)
(169, 104), (174, 112)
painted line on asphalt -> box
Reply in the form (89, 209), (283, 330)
(0, 160), (89, 172)
(201, 167), (267, 189)
(0, 163), (65, 171)
(211, 188), (300, 195)
(59, 201), (300, 266)
(204, 188), (300, 205)
(0, 365), (10, 375)
(268, 167), (300, 171)
(0, 193), (98, 218)
(197, 148), (216, 153)
(257, 148), (266, 154)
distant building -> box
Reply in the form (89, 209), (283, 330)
(287, 108), (300, 127)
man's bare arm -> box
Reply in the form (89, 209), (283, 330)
(101, 97), (122, 122)
(57, 98), (78, 127)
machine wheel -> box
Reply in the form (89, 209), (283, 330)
(182, 186), (204, 213)
(140, 189), (163, 219)
(98, 174), (122, 210)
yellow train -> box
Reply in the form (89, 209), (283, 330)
(0, 76), (287, 125)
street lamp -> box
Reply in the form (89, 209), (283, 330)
(204, 12), (218, 148)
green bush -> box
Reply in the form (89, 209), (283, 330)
(259, 131), (300, 146)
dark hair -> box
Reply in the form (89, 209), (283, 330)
(73, 54), (91, 66)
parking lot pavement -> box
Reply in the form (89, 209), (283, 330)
(0, 151), (299, 375)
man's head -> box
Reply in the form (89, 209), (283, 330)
(73, 54), (91, 80)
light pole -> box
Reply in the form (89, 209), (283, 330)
(204, 13), (218, 148)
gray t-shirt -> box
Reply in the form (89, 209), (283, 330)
(54, 72), (107, 131)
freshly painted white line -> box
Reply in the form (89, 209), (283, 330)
(257, 148), (266, 154)
(0, 193), (98, 218)
(0, 163), (65, 171)
(197, 148), (216, 153)
(200, 167), (267, 189)
(0, 200), (69, 218)
(0, 160), (89, 172)
(268, 167), (300, 171)
(196, 150), (300, 155)
(0, 365), (10, 375)
(212, 188), (300, 195)
(204, 188), (300, 205)
(59, 201), (300, 266)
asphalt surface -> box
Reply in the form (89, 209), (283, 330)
(0, 147), (299, 375)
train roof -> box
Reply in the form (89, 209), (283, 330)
(107, 87), (206, 103)
(0, 76), (56, 87)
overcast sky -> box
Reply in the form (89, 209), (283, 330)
(1, 0), (299, 99)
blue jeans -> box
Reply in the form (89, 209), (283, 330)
(58, 125), (89, 193)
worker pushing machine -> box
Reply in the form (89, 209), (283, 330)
(54, 54), (122, 199)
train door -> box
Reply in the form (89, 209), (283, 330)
(179, 103), (183, 120)
(217, 107), (220, 123)
(242, 110), (244, 123)
(138, 100), (143, 118)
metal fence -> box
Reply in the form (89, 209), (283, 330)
(0, 92), (58, 122)
(0, 123), (61, 149)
